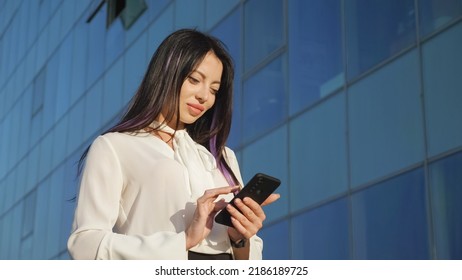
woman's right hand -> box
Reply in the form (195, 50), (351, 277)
(185, 186), (238, 250)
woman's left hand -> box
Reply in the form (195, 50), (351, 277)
(226, 194), (280, 241)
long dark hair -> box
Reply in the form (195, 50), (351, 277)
(78, 29), (238, 186)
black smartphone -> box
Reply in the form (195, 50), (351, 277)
(214, 173), (281, 227)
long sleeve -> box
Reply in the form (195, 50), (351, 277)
(67, 136), (188, 260)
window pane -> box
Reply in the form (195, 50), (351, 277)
(32, 67), (46, 116)
(258, 220), (289, 260)
(32, 182), (50, 259)
(206, 0), (239, 30)
(419, 0), (462, 37)
(145, 0), (171, 24)
(55, 34), (74, 121)
(61, 154), (81, 250)
(44, 53), (58, 130)
(103, 57), (124, 124)
(105, 17), (125, 69)
(66, 99), (85, 155)
(51, 117), (69, 171)
(345, 0), (416, 79)
(10, 203), (22, 259)
(288, 0), (343, 114)
(22, 190), (37, 238)
(84, 80), (103, 140)
(86, 4), (106, 88)
(70, 20), (88, 107)
(147, 3), (174, 55)
(292, 198), (350, 259)
(429, 152), (462, 259)
(352, 168), (429, 259)
(211, 10), (242, 149)
(348, 50), (424, 187)
(244, 0), (284, 71)
(241, 126), (289, 222)
(422, 22), (462, 157)
(38, 132), (53, 182)
(123, 33), (148, 106)
(121, 0), (147, 29)
(175, 0), (204, 29)
(46, 168), (65, 257)
(290, 93), (348, 211)
(243, 55), (286, 141)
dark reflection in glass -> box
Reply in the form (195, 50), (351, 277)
(288, 0), (343, 114)
(345, 0), (416, 79)
(419, 0), (462, 37)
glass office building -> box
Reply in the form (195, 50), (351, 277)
(0, 0), (461, 260)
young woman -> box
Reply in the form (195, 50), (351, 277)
(67, 29), (279, 260)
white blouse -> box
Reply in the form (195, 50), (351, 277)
(67, 131), (263, 259)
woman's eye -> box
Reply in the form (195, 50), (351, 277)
(210, 88), (218, 95)
(188, 76), (200, 84)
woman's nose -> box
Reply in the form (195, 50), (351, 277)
(195, 87), (208, 102)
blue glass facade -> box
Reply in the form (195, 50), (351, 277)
(0, 0), (461, 260)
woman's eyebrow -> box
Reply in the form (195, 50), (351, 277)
(193, 70), (221, 85)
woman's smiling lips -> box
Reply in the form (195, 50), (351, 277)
(187, 103), (205, 116)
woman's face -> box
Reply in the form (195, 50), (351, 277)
(165, 51), (223, 130)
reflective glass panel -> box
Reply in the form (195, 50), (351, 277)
(103, 58), (124, 124)
(121, 0), (148, 30)
(86, 5), (106, 88)
(352, 168), (429, 259)
(244, 0), (284, 70)
(44, 53), (58, 131)
(258, 220), (289, 260)
(348, 50), (424, 187)
(422, 22), (462, 157)
(288, 0), (343, 114)
(345, 0), (416, 79)
(292, 198), (350, 259)
(147, 4), (174, 55)
(290, 93), (348, 211)
(242, 55), (286, 142)
(105, 17), (125, 69)
(22, 190), (37, 239)
(46, 167), (65, 257)
(211, 9), (242, 149)
(145, 0), (171, 23)
(175, 0), (204, 29)
(123, 33), (148, 106)
(84, 80), (103, 140)
(55, 34), (73, 121)
(205, 0), (239, 30)
(429, 152), (462, 259)
(419, 0), (462, 36)
(32, 181), (50, 259)
(10, 205), (22, 259)
(66, 99), (85, 155)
